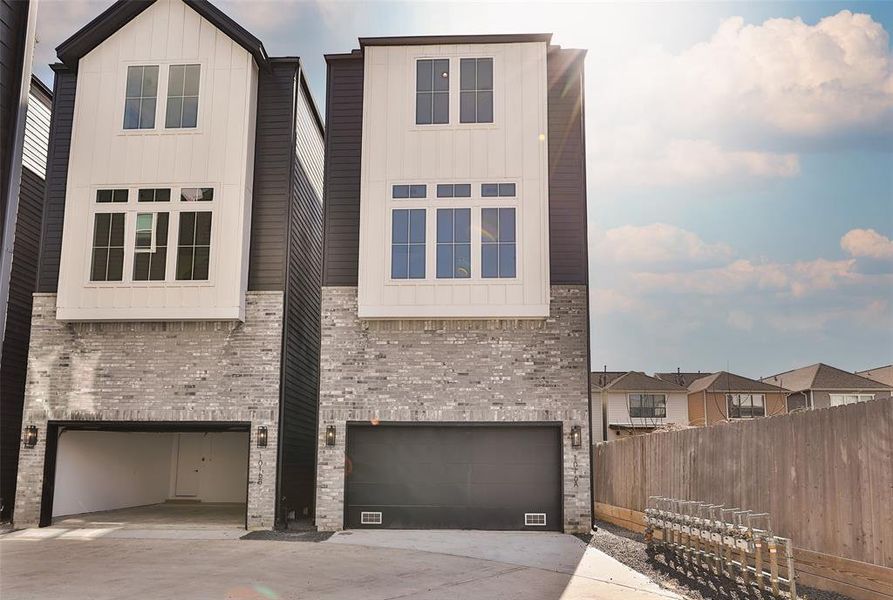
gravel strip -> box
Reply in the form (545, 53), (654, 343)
(240, 530), (334, 542)
(590, 520), (853, 600)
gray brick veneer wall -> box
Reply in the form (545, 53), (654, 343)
(315, 285), (592, 533)
(14, 292), (283, 529)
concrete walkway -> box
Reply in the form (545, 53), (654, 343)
(1, 529), (683, 600)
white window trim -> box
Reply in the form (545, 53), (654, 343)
(117, 60), (206, 136)
(829, 393), (874, 406)
(626, 393), (668, 420)
(84, 184), (217, 288)
(385, 180), (522, 285)
(410, 54), (498, 131)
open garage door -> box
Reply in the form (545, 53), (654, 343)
(345, 423), (562, 531)
(40, 422), (249, 529)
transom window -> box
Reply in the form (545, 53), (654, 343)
(629, 394), (667, 419)
(123, 65), (159, 129)
(727, 394), (765, 419)
(166, 64), (201, 129)
(96, 189), (128, 203)
(392, 184), (427, 199)
(180, 187), (214, 202)
(391, 209), (426, 279)
(481, 207), (516, 278)
(829, 393), (874, 406)
(436, 208), (471, 279)
(481, 183), (516, 197)
(138, 188), (171, 203)
(460, 58), (493, 123)
(416, 59), (449, 125)
(90, 213), (125, 281)
(436, 184), (471, 198)
(176, 212), (212, 281)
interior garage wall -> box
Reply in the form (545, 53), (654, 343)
(53, 431), (175, 517)
(170, 432), (248, 503)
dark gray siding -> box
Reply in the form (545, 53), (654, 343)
(36, 66), (76, 293)
(1, 0), (28, 243)
(249, 63), (295, 290)
(1, 168), (44, 519)
(547, 48), (588, 285)
(321, 56), (363, 286)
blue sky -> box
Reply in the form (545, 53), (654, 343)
(33, 0), (893, 379)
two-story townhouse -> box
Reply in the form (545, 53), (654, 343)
(762, 363), (892, 410)
(590, 371), (689, 442)
(1, 0), (47, 522)
(14, 0), (324, 531)
(317, 35), (590, 533)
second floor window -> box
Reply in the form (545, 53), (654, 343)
(124, 65), (159, 130)
(727, 394), (765, 419)
(629, 394), (667, 418)
(460, 58), (493, 123)
(391, 209), (426, 279)
(481, 207), (516, 278)
(416, 59), (449, 125)
(176, 212), (212, 281)
(166, 64), (201, 128)
(133, 213), (169, 281)
(91, 213), (125, 281)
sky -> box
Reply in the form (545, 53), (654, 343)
(32, 0), (893, 379)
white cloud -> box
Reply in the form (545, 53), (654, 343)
(593, 223), (733, 268)
(841, 228), (893, 259)
(727, 310), (755, 331)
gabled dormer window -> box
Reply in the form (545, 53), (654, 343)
(166, 64), (201, 128)
(123, 66), (159, 129)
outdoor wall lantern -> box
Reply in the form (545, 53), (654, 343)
(326, 425), (337, 446)
(257, 426), (268, 448)
(570, 425), (582, 448)
(24, 425), (38, 448)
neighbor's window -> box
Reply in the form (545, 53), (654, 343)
(138, 188), (171, 203)
(123, 65), (159, 129)
(90, 213), (125, 281)
(176, 212), (212, 280)
(727, 394), (765, 419)
(481, 183), (515, 197)
(166, 64), (200, 128)
(133, 213), (169, 281)
(436, 184), (471, 198)
(96, 189), (128, 203)
(629, 394), (667, 419)
(391, 209), (426, 279)
(460, 58), (493, 123)
(180, 187), (214, 202)
(416, 59), (449, 125)
(481, 207), (516, 278)
(392, 184), (427, 199)
(829, 394), (874, 406)
(436, 208), (471, 279)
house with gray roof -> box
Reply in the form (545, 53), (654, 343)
(591, 371), (689, 442)
(687, 371), (789, 426)
(856, 364), (893, 387)
(762, 363), (892, 411)
(654, 371), (712, 388)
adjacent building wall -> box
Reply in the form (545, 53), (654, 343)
(687, 391), (787, 426)
(604, 390), (688, 439)
(14, 292), (281, 528)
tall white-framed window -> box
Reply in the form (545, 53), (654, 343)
(727, 394), (765, 419)
(87, 185), (216, 285)
(829, 393), (874, 406)
(415, 59), (449, 125)
(166, 64), (201, 129)
(459, 58), (493, 123)
(123, 65), (159, 129)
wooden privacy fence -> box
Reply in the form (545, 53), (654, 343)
(594, 397), (893, 600)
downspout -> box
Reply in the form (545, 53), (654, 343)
(703, 390), (708, 426)
(0, 0), (39, 358)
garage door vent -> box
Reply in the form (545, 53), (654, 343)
(525, 513), (547, 526)
(361, 511), (382, 525)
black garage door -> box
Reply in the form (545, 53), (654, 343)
(345, 424), (561, 531)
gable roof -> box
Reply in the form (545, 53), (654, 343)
(654, 372), (711, 388)
(856, 365), (893, 387)
(56, 0), (269, 70)
(762, 363), (891, 392)
(689, 371), (787, 394)
(591, 371), (627, 389)
(595, 371), (688, 392)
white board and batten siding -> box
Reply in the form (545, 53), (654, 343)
(55, 0), (258, 321)
(604, 391), (690, 440)
(357, 42), (551, 319)
(23, 89), (51, 178)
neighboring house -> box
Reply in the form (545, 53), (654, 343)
(856, 365), (893, 387)
(1, 0), (44, 522)
(590, 371), (688, 442)
(317, 35), (590, 533)
(687, 371), (788, 426)
(14, 0), (324, 530)
(654, 371), (711, 388)
(762, 363), (892, 411)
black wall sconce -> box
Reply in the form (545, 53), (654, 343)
(24, 425), (38, 448)
(570, 425), (582, 448)
(325, 425), (336, 446)
(257, 426), (268, 447)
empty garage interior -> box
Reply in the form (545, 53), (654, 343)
(44, 423), (249, 529)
